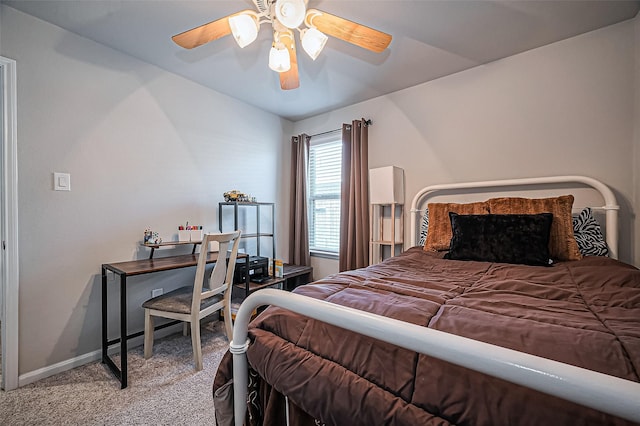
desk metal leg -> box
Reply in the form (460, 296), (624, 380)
(120, 275), (128, 389)
(102, 267), (128, 389)
(245, 263), (250, 294)
(101, 267), (108, 363)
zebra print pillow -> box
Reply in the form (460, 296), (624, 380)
(572, 208), (608, 257)
(418, 209), (429, 246)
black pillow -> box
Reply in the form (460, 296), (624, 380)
(444, 212), (553, 266)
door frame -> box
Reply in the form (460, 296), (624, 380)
(1, 56), (19, 391)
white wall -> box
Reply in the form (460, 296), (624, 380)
(0, 5), (292, 375)
(294, 18), (638, 276)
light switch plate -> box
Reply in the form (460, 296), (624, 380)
(54, 172), (71, 191)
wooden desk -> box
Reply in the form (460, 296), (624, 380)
(282, 264), (314, 291)
(101, 252), (248, 389)
(231, 264), (313, 300)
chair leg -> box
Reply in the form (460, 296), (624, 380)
(191, 319), (203, 371)
(223, 306), (233, 342)
(183, 322), (188, 336)
(144, 310), (154, 360)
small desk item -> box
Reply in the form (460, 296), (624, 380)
(101, 251), (248, 389)
(141, 240), (202, 259)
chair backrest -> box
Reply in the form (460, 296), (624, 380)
(191, 230), (241, 316)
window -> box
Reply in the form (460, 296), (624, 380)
(308, 136), (342, 255)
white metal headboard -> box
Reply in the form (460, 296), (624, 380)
(409, 175), (619, 259)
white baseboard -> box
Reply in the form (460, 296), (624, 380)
(19, 348), (103, 387)
(18, 323), (183, 387)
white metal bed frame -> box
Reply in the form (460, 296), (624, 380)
(408, 175), (619, 259)
(230, 176), (638, 425)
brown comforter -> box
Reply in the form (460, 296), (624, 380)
(214, 247), (640, 426)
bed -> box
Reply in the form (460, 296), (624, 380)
(213, 175), (640, 426)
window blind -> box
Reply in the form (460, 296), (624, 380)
(308, 138), (342, 253)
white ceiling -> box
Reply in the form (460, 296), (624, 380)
(3, 0), (638, 121)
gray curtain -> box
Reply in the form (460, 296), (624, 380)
(339, 120), (370, 272)
(289, 134), (311, 266)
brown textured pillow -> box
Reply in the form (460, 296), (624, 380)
(424, 201), (490, 251)
(487, 195), (582, 261)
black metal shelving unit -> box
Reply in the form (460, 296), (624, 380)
(218, 201), (275, 259)
(219, 201), (278, 301)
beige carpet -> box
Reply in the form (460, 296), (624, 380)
(0, 321), (229, 425)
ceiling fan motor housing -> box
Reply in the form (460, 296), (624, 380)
(274, 0), (306, 29)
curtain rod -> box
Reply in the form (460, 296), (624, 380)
(308, 118), (373, 139)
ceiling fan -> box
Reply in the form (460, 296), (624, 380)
(172, 0), (392, 90)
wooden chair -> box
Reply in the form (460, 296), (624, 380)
(142, 230), (241, 371)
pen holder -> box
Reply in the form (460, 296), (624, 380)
(190, 229), (204, 242)
(178, 230), (190, 241)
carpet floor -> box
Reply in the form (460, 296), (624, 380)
(0, 321), (229, 425)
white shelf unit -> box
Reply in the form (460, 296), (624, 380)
(369, 202), (404, 264)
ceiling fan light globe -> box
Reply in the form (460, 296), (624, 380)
(269, 46), (291, 72)
(301, 27), (327, 60)
(229, 14), (258, 48)
(275, 0), (306, 29)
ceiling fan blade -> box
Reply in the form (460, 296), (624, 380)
(172, 10), (253, 49)
(279, 32), (300, 90)
(305, 9), (392, 53)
